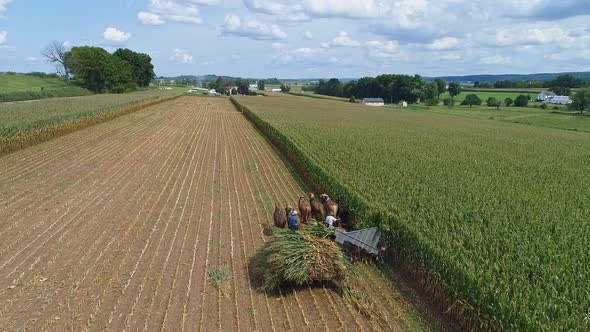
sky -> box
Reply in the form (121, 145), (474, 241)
(0, 0), (589, 78)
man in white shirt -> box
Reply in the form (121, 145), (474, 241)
(325, 214), (338, 228)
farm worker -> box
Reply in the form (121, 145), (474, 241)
(325, 214), (338, 228)
(288, 210), (299, 230)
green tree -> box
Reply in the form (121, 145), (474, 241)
(549, 86), (571, 96)
(514, 95), (529, 107)
(487, 97), (501, 109)
(447, 82), (461, 100)
(113, 48), (155, 87)
(569, 87), (590, 114)
(280, 84), (290, 92)
(462, 94), (482, 107)
(66, 46), (135, 93)
(434, 78), (446, 98)
(257, 80), (266, 91)
(422, 82), (439, 100)
(504, 97), (513, 107)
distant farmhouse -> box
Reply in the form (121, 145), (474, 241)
(537, 91), (572, 104)
(361, 98), (385, 106)
(536, 91), (556, 102)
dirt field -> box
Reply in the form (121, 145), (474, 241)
(0, 97), (433, 331)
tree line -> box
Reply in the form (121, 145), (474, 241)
(475, 74), (588, 95)
(43, 42), (155, 93)
(311, 75), (455, 104)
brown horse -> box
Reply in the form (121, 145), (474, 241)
(320, 194), (338, 219)
(274, 205), (287, 228)
(298, 196), (312, 223)
(309, 193), (325, 221)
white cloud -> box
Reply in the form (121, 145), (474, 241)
(491, 24), (588, 49)
(365, 40), (407, 61)
(138, 11), (165, 25)
(274, 46), (328, 65)
(223, 14), (287, 40)
(0, 0), (10, 12)
(170, 48), (194, 64)
(479, 55), (512, 65)
(428, 37), (459, 50)
(243, 0), (387, 19)
(304, 30), (313, 40)
(144, 0), (203, 25)
(327, 31), (360, 47)
(0, 30), (6, 46)
(102, 27), (131, 44)
(62, 41), (73, 49)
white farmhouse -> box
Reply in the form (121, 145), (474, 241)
(271, 88), (282, 92)
(361, 98), (385, 107)
(537, 91), (556, 101)
(545, 96), (572, 105)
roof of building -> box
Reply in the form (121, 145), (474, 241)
(362, 98), (385, 103)
(539, 91), (556, 96)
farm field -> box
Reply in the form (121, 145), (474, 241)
(0, 90), (179, 155)
(0, 73), (91, 102)
(233, 94), (590, 330)
(0, 96), (436, 331)
(397, 104), (590, 133)
(438, 90), (536, 102)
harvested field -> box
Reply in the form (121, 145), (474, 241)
(0, 96), (432, 331)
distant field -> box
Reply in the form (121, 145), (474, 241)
(0, 90), (180, 154)
(234, 94), (590, 330)
(390, 104), (590, 133)
(439, 90), (537, 102)
(0, 73), (92, 102)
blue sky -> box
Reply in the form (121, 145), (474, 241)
(1, 0), (589, 78)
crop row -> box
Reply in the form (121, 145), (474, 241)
(232, 95), (590, 331)
(0, 90), (181, 155)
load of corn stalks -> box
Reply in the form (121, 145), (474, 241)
(252, 223), (349, 291)
(252, 223), (376, 317)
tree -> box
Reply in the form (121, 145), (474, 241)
(422, 82), (439, 100)
(569, 88), (590, 114)
(113, 48), (155, 87)
(280, 84), (290, 92)
(443, 98), (454, 107)
(546, 74), (584, 89)
(257, 80), (266, 91)
(447, 82), (461, 100)
(462, 94), (482, 107)
(504, 98), (513, 107)
(514, 95), (529, 107)
(487, 97), (501, 109)
(237, 84), (250, 95)
(42, 41), (71, 86)
(473, 81), (480, 88)
(549, 86), (571, 96)
(66, 46), (135, 93)
(434, 78), (446, 98)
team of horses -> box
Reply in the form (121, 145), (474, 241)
(273, 193), (353, 230)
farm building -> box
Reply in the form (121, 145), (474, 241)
(537, 91), (556, 101)
(271, 88), (282, 92)
(361, 98), (385, 107)
(399, 101), (408, 107)
(545, 96), (572, 105)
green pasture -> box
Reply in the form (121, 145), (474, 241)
(0, 73), (92, 102)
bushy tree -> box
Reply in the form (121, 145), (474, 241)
(549, 86), (571, 96)
(66, 46), (134, 93)
(487, 97), (501, 109)
(443, 97), (455, 107)
(257, 80), (266, 91)
(514, 95), (529, 107)
(504, 98), (513, 107)
(569, 87), (590, 114)
(434, 78), (446, 98)
(113, 48), (155, 87)
(462, 94), (482, 107)
(422, 82), (439, 100)
(280, 84), (291, 92)
(447, 82), (461, 99)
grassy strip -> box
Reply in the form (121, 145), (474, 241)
(231, 96), (514, 331)
(0, 93), (182, 156)
(285, 92), (351, 103)
(0, 87), (93, 102)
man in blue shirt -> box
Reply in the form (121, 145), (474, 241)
(288, 210), (299, 230)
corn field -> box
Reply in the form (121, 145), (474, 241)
(233, 94), (590, 330)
